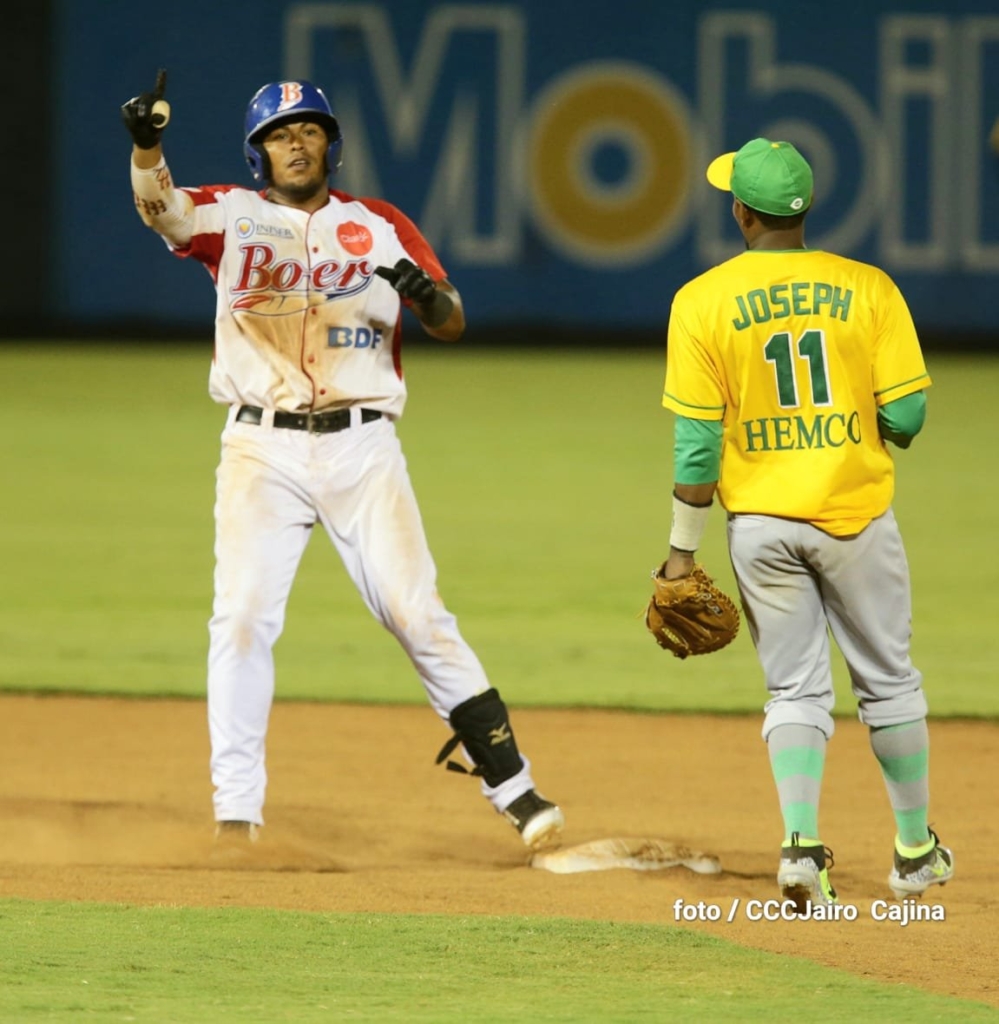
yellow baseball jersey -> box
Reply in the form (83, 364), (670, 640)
(663, 249), (931, 536)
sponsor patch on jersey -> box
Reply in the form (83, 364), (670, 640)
(235, 218), (293, 241)
(337, 221), (373, 256)
(327, 326), (383, 348)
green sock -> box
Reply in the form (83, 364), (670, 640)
(767, 724), (826, 843)
(869, 720), (931, 848)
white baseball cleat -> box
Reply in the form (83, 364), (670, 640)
(502, 790), (565, 850)
(888, 831), (954, 899)
(777, 832), (838, 914)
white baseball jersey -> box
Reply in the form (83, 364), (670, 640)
(129, 151), (551, 836)
(171, 185), (446, 416)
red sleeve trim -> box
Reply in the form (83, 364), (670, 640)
(174, 185), (241, 273)
(341, 192), (447, 281)
(184, 183), (247, 205)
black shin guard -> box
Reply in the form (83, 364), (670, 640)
(435, 687), (524, 788)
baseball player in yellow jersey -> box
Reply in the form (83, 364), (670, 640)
(661, 138), (953, 912)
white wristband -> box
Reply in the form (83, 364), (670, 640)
(669, 495), (711, 553)
(130, 157), (192, 242)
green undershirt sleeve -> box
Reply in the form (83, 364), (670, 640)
(877, 391), (927, 450)
(674, 416), (723, 485)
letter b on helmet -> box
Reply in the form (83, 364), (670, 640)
(243, 80), (343, 182)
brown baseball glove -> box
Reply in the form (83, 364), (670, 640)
(645, 563), (740, 659)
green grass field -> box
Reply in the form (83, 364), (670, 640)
(2, 902), (997, 1023)
(1, 342), (996, 1022)
(0, 344), (995, 714)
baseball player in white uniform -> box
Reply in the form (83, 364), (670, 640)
(121, 72), (564, 851)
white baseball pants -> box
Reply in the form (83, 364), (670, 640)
(207, 406), (535, 825)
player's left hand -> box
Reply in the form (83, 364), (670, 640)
(374, 259), (437, 305)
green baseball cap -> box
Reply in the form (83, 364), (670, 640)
(706, 138), (813, 216)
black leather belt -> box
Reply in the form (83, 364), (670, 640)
(236, 405), (382, 434)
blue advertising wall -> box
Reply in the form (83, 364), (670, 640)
(61, 0), (999, 334)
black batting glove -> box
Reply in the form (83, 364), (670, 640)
(374, 259), (438, 306)
(121, 68), (170, 149)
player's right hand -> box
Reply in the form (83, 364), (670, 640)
(121, 69), (171, 149)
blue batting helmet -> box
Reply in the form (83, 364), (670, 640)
(243, 80), (343, 182)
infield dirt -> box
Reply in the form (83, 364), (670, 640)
(0, 695), (994, 1006)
